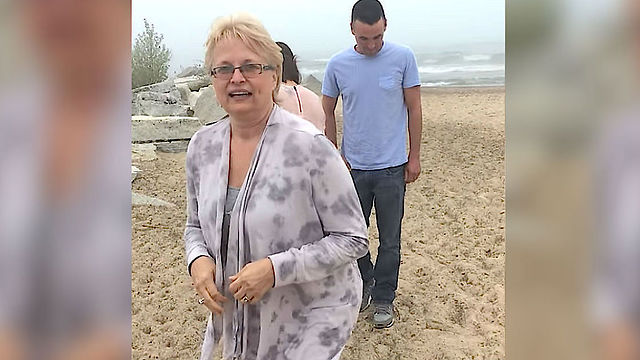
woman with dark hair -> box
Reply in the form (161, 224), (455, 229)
(277, 41), (301, 85)
(275, 41), (326, 132)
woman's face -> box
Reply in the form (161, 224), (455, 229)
(211, 38), (277, 119)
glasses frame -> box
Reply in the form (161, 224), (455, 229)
(210, 63), (275, 79)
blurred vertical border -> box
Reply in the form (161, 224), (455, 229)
(507, 0), (639, 359)
(1, 0), (132, 359)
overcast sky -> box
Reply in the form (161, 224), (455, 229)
(132, 0), (505, 74)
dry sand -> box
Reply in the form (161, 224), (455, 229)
(131, 87), (505, 359)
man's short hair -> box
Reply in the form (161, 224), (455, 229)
(351, 0), (386, 25)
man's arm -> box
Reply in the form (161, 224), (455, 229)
(403, 85), (422, 183)
(322, 95), (339, 147)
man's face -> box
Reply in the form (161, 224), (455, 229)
(351, 18), (386, 56)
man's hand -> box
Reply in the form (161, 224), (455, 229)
(404, 154), (421, 183)
(228, 258), (275, 305)
(403, 85), (422, 184)
(190, 256), (228, 314)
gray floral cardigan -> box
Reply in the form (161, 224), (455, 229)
(184, 105), (369, 360)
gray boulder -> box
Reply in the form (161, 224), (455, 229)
(188, 91), (203, 109)
(302, 74), (323, 96)
(193, 86), (227, 124)
(132, 143), (157, 162)
(175, 84), (192, 104)
(132, 192), (176, 207)
(130, 71), (219, 117)
(156, 141), (190, 153)
(133, 101), (192, 117)
(136, 91), (180, 104)
(132, 116), (204, 143)
(174, 75), (211, 92)
(177, 65), (207, 78)
(132, 78), (175, 94)
(132, 86), (192, 116)
(169, 88), (183, 103)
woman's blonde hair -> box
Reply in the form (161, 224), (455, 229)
(205, 13), (283, 100)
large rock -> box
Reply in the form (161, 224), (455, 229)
(130, 70), (212, 118)
(302, 74), (322, 96)
(132, 81), (193, 116)
(177, 65), (207, 78)
(133, 100), (192, 117)
(168, 88), (183, 102)
(132, 78), (175, 94)
(188, 90), (202, 108)
(174, 75), (210, 92)
(132, 116), (205, 143)
(132, 192), (176, 207)
(175, 84), (192, 104)
(132, 143), (157, 162)
(193, 86), (227, 124)
(136, 91), (180, 104)
(188, 86), (209, 108)
(155, 141), (190, 153)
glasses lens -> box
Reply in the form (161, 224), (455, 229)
(240, 64), (262, 78)
(214, 66), (234, 78)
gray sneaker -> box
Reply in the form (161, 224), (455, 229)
(360, 281), (374, 313)
(372, 303), (394, 328)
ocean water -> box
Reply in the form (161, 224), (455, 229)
(297, 50), (504, 88)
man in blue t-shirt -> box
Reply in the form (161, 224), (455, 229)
(322, 0), (423, 329)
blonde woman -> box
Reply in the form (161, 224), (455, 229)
(184, 13), (368, 360)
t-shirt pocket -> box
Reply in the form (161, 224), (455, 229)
(378, 74), (402, 90)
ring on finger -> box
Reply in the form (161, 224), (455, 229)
(241, 295), (250, 304)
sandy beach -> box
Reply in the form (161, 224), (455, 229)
(131, 87), (505, 359)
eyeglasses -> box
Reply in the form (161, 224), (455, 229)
(210, 63), (275, 80)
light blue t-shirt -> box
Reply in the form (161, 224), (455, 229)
(322, 42), (420, 170)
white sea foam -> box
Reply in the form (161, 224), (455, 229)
(418, 64), (505, 74)
(463, 54), (492, 61)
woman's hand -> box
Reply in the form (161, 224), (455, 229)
(228, 258), (275, 305)
(190, 256), (228, 314)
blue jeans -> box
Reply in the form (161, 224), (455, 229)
(350, 163), (405, 304)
